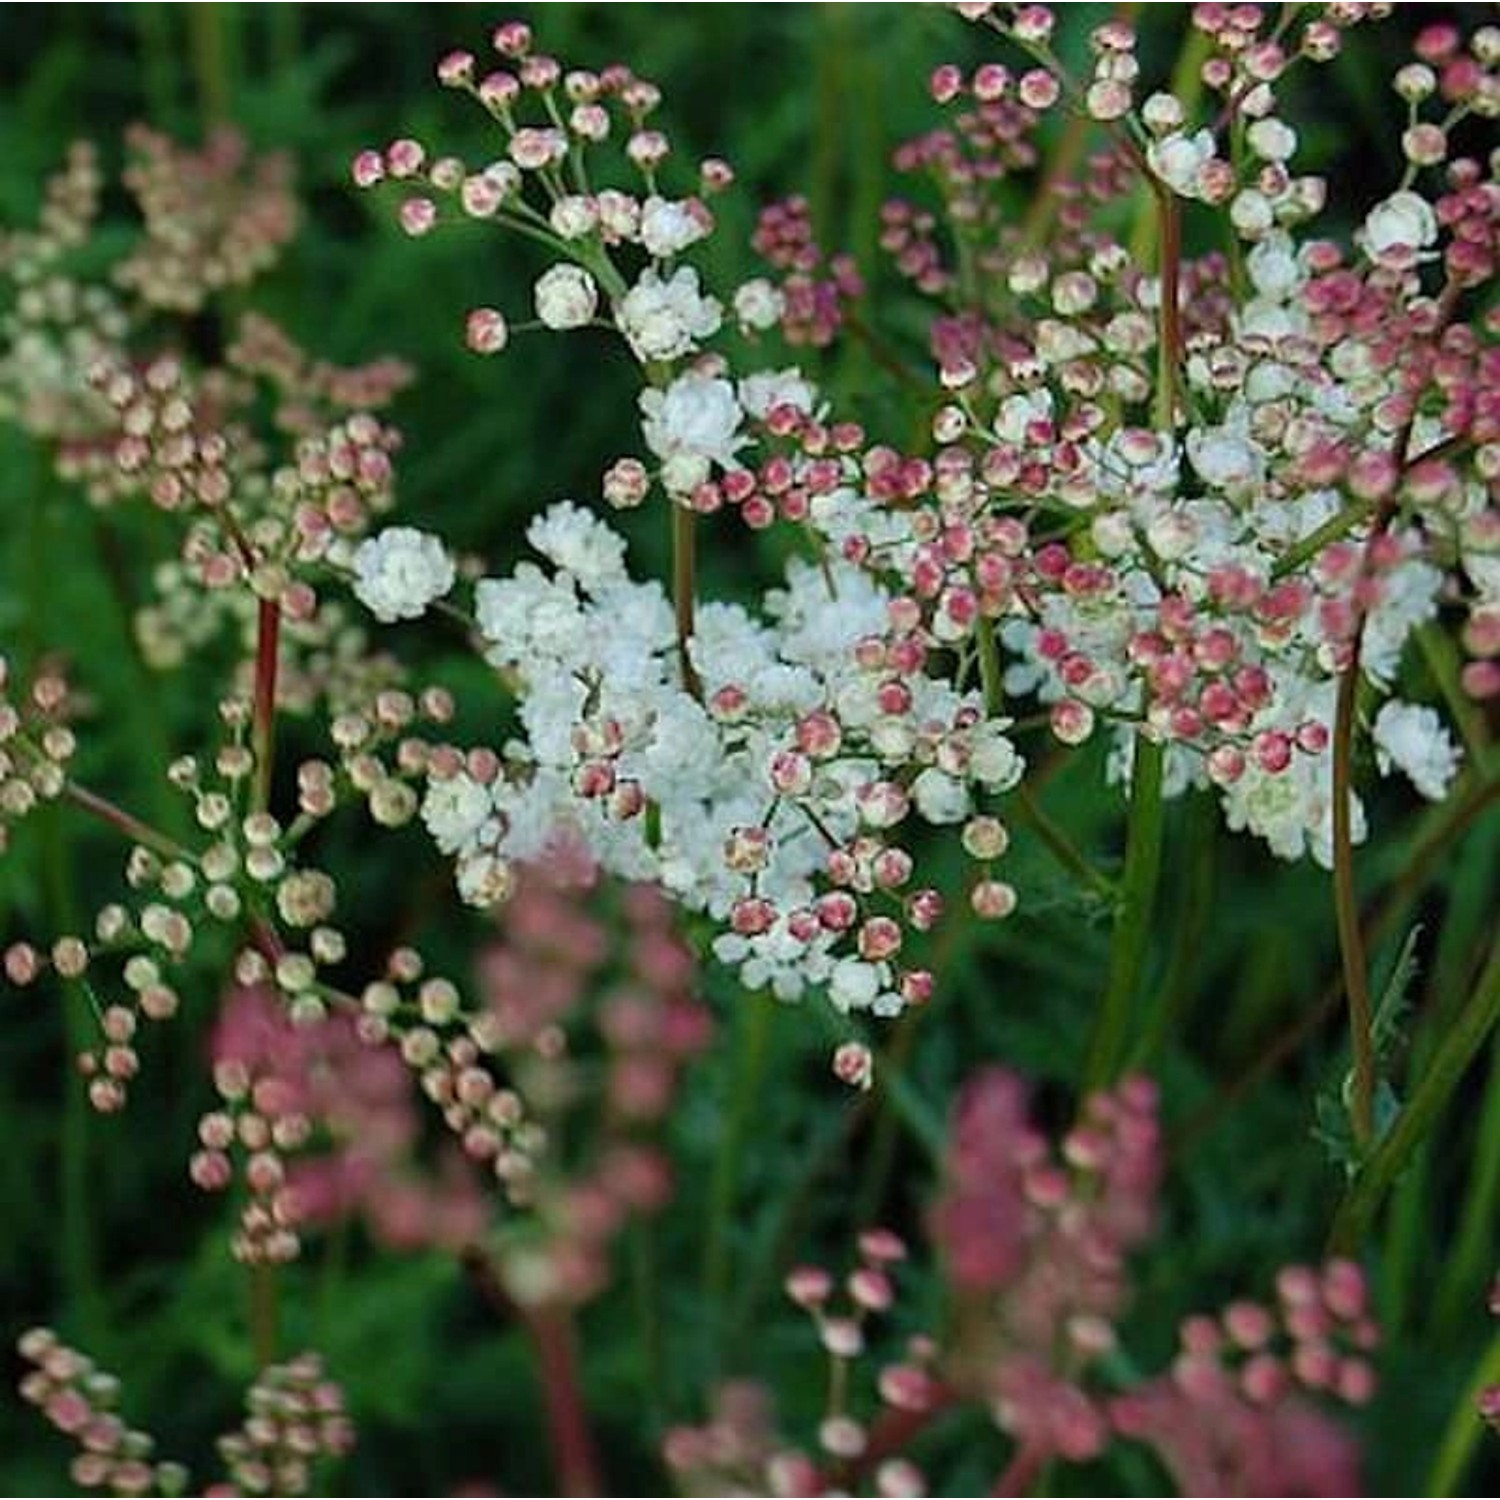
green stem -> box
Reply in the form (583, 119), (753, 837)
(977, 616), (1115, 901)
(701, 992), (775, 1317)
(1082, 736), (1165, 1090)
(187, 3), (232, 126)
(1328, 934), (1500, 1253)
(1013, 784), (1117, 901)
(629, 1222), (666, 1423)
(1332, 665), (1376, 1148)
(250, 1261), (278, 1369)
(1425, 1327), (1500, 1498)
(41, 805), (104, 1344)
(1434, 1035), (1500, 1329)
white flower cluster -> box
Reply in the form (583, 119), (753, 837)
(351, 527), (456, 623)
(424, 501), (1022, 1015)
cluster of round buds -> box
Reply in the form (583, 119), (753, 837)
(17, 1327), (189, 1497)
(469, 863), (711, 1308)
(0, 655), (76, 854)
(4, 794), (204, 1110)
(113, 126), (297, 314)
(0, 140), (101, 274)
(226, 313), (413, 435)
(324, 684), (457, 830)
(76, 354), (236, 515)
(782, 1228), (939, 1488)
(352, 21), (741, 360)
(750, 197), (864, 348)
(931, 1071), (1163, 1464)
(1108, 1261), (1377, 1494)
(196, 986), (319, 1264)
(1158, 1261), (1379, 1411)
(210, 1353), (354, 1498)
(662, 1382), (814, 1497)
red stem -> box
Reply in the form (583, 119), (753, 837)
(61, 782), (189, 861)
(992, 1440), (1049, 1498)
(527, 1305), (604, 1498)
(251, 598), (281, 815)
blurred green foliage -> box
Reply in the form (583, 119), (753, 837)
(1, 4), (1498, 1495)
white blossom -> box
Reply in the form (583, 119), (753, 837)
(639, 195), (709, 259)
(733, 277), (784, 332)
(1146, 128), (1216, 198)
(1373, 700), (1461, 800)
(640, 371), (745, 491)
(1361, 190), (1438, 262)
(351, 527), (455, 623)
(616, 266), (721, 363)
(534, 263), (599, 329)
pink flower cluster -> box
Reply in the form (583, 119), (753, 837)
(667, 1067), (1375, 1496)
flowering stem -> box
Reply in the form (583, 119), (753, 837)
(1175, 771), (1500, 1148)
(1328, 932), (1500, 1253)
(672, 504), (702, 701)
(977, 616), (1114, 900)
(251, 1264), (278, 1369)
(1332, 666), (1377, 1148)
(1153, 188), (1182, 429)
(250, 598), (281, 815)
(60, 781), (193, 863)
(992, 1439), (1049, 1498)
(1014, 786), (1117, 901)
(1082, 735), (1165, 1090)
(527, 1305), (603, 1497)
(1426, 1325), (1500, 1497)
(702, 991), (774, 1321)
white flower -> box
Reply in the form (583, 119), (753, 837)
(534, 264), (599, 329)
(829, 957), (882, 1013)
(1146, 128), (1215, 198)
(639, 195), (709, 258)
(526, 501), (627, 590)
(912, 767), (969, 824)
(969, 722), (1024, 790)
(1186, 424), (1264, 494)
(1247, 118), (1297, 161)
(1373, 700), (1461, 800)
(351, 527), (455, 623)
(1229, 189), (1275, 240)
(1361, 190), (1438, 262)
(549, 195), (598, 241)
(616, 266), (721, 363)
(1363, 552), (1441, 685)
(738, 368), (818, 421)
(421, 773), (494, 854)
(733, 278), (784, 332)
(1246, 233), (1304, 301)
(455, 850), (514, 907)
(640, 371), (745, 491)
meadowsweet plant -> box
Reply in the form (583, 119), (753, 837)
(3, 4), (1500, 1497)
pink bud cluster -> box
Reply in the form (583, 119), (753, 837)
(751, 196), (865, 348)
(0, 655), (76, 856)
(195, 984), (487, 1263)
(665, 1230), (937, 1497)
(469, 854), (711, 1307)
(1110, 1261), (1377, 1494)
(17, 1327), (188, 1498)
(114, 126), (298, 314)
(206, 1354), (354, 1498)
(227, 313), (413, 435)
(932, 1069), (1161, 1463)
